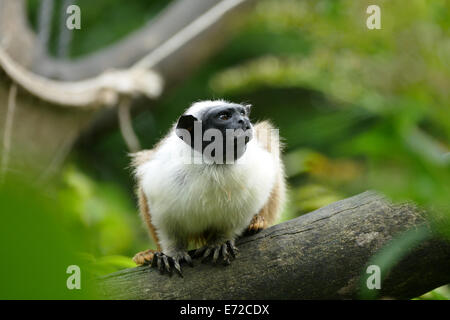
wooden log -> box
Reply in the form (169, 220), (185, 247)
(97, 191), (450, 299)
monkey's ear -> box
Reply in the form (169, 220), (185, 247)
(176, 114), (198, 144)
(244, 104), (252, 116)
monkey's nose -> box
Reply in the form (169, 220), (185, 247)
(238, 118), (251, 130)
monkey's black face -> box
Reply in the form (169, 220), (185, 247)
(202, 105), (252, 138)
(176, 103), (253, 163)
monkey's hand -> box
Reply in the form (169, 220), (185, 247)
(133, 249), (157, 265)
(245, 214), (266, 235)
(193, 239), (238, 265)
(134, 249), (193, 277)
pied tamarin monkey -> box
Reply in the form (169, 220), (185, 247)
(131, 100), (286, 276)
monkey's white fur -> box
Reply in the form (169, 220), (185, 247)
(135, 100), (278, 256)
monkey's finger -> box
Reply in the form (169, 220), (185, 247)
(221, 243), (229, 261)
(193, 247), (206, 258)
(183, 252), (194, 267)
(162, 255), (171, 275)
(259, 216), (266, 229)
(150, 255), (158, 268)
(212, 246), (221, 264)
(227, 240), (238, 258)
(147, 259), (156, 267)
(156, 254), (164, 274)
(201, 247), (212, 262)
(223, 256), (231, 266)
(229, 239), (237, 250)
(173, 258), (183, 277)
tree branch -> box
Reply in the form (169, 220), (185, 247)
(97, 191), (450, 300)
(0, 48), (163, 108)
(32, 0), (255, 81)
(0, 0), (37, 67)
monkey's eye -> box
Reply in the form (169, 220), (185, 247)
(240, 110), (246, 116)
(218, 113), (231, 121)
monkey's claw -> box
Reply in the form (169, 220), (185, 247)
(194, 240), (238, 265)
(148, 251), (193, 277)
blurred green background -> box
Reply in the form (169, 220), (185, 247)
(1, 0), (448, 299)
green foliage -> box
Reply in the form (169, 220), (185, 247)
(0, 177), (98, 299)
(59, 165), (136, 256)
(56, 164), (155, 276)
(0, 163), (147, 299)
(415, 285), (450, 300)
(209, 0), (450, 235)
